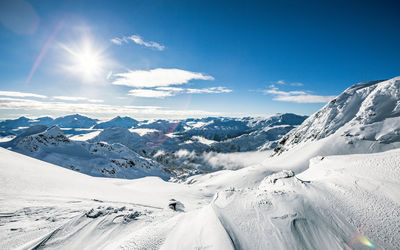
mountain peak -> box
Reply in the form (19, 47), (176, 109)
(275, 76), (400, 154)
(43, 125), (64, 137)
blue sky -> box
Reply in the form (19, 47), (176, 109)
(0, 0), (399, 119)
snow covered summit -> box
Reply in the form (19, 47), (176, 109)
(275, 76), (400, 154)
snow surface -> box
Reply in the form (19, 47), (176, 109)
(0, 147), (210, 249)
(69, 130), (102, 141)
(1, 145), (399, 249)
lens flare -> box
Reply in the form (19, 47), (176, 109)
(358, 234), (375, 248)
(26, 21), (64, 84)
(350, 232), (375, 248)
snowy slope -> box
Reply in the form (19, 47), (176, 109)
(0, 148), (210, 249)
(299, 149), (400, 248)
(275, 76), (400, 154)
(181, 148), (400, 250)
(2, 126), (170, 180)
(2, 146), (398, 249)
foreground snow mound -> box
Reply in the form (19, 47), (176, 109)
(275, 76), (400, 154)
(3, 126), (169, 180)
(207, 171), (354, 249)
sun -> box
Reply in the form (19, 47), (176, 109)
(60, 38), (107, 82)
(74, 48), (101, 77)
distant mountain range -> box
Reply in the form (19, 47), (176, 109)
(0, 113), (308, 180)
(3, 76), (400, 181)
(2, 125), (168, 180)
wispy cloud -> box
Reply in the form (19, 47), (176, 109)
(128, 89), (176, 98)
(53, 96), (103, 103)
(0, 97), (222, 119)
(290, 82), (304, 87)
(111, 35), (165, 51)
(186, 87), (232, 94)
(128, 86), (232, 98)
(276, 80), (285, 85)
(272, 80), (303, 87)
(112, 68), (214, 88)
(264, 86), (335, 103)
(0, 91), (47, 99)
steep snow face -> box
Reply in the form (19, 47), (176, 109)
(275, 76), (400, 154)
(5, 126), (170, 180)
(93, 116), (139, 129)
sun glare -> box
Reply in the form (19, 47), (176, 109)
(75, 48), (100, 77)
(60, 38), (106, 82)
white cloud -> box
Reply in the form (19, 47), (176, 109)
(110, 38), (124, 45)
(276, 80), (285, 85)
(186, 87), (232, 94)
(128, 89), (175, 98)
(272, 80), (304, 87)
(290, 82), (304, 87)
(128, 86), (232, 98)
(0, 97), (222, 119)
(273, 94), (335, 103)
(53, 96), (104, 103)
(0, 91), (47, 99)
(264, 86), (335, 103)
(112, 68), (214, 88)
(111, 35), (165, 51)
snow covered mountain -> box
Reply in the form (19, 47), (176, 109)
(0, 116), (53, 136)
(274, 76), (400, 155)
(0, 113), (307, 180)
(0, 114), (98, 136)
(1, 126), (169, 180)
(84, 114), (307, 178)
(51, 114), (98, 128)
(89, 114), (307, 154)
(93, 116), (139, 129)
